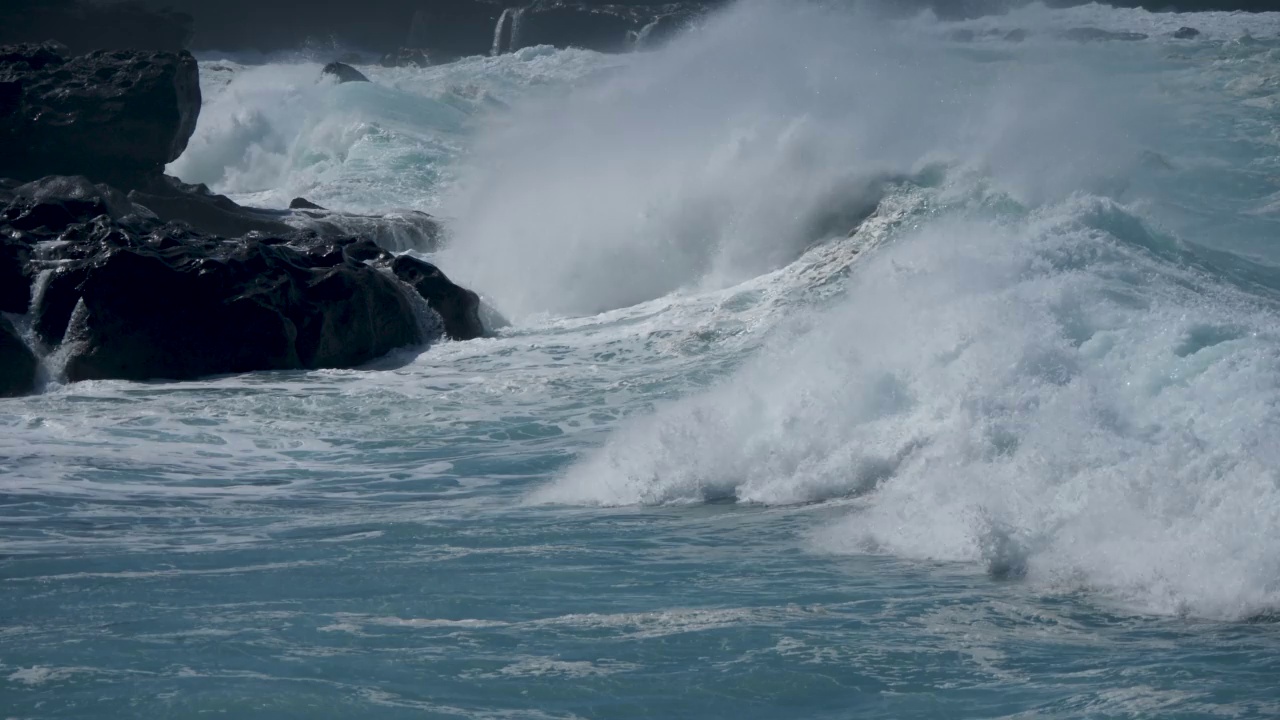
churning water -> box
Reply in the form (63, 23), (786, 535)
(6, 2), (1280, 716)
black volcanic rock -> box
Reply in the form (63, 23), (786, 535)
(0, 234), (31, 315)
(1060, 27), (1149, 43)
(128, 175), (294, 236)
(58, 236), (424, 382)
(1173, 27), (1202, 39)
(0, 44), (200, 190)
(0, 314), (37, 397)
(391, 255), (484, 341)
(1, 182), (484, 383)
(321, 61), (370, 83)
(290, 197), (327, 210)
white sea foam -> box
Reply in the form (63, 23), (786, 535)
(535, 185), (1280, 619)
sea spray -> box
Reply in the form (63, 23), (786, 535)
(438, 0), (1156, 319)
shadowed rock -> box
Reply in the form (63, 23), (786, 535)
(290, 197), (327, 210)
(1173, 26), (1201, 39)
(0, 43), (200, 189)
(1060, 27), (1148, 42)
(391, 255), (484, 341)
(321, 61), (370, 83)
(0, 315), (37, 397)
(1, 182), (483, 383)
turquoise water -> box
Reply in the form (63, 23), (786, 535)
(7, 2), (1280, 717)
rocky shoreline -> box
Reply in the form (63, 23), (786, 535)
(0, 43), (481, 396)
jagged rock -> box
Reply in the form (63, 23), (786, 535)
(0, 314), (37, 397)
(0, 44), (200, 190)
(0, 234), (31, 315)
(391, 255), (484, 341)
(379, 48), (432, 68)
(1173, 27), (1201, 39)
(128, 175), (293, 237)
(1060, 27), (1148, 43)
(1, 181), (483, 383)
(322, 61), (370, 83)
(290, 197), (327, 210)
(59, 236), (423, 382)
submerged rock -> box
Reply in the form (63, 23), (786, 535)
(0, 44), (200, 189)
(1173, 27), (1202, 39)
(0, 314), (37, 397)
(1060, 27), (1149, 43)
(1004, 29), (1028, 42)
(321, 61), (370, 83)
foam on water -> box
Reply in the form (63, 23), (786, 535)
(536, 179), (1280, 619)
(11, 3), (1280, 716)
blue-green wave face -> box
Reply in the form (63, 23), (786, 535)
(7, 2), (1280, 717)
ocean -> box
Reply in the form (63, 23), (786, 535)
(5, 1), (1280, 717)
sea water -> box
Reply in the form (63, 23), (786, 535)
(5, 1), (1280, 717)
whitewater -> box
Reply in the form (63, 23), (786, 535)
(6, 1), (1280, 716)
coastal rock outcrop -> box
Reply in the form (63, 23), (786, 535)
(1, 182), (480, 383)
(1173, 27), (1202, 39)
(1060, 27), (1149, 42)
(0, 42), (487, 392)
(321, 61), (371, 83)
(391, 255), (485, 341)
(0, 43), (200, 189)
(57, 231), (424, 382)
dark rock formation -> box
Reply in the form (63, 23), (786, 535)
(391, 255), (484, 341)
(290, 197), (327, 210)
(321, 61), (370, 83)
(0, 1), (192, 56)
(1060, 27), (1149, 43)
(0, 43), (200, 190)
(3, 178), (483, 378)
(1173, 27), (1201, 39)
(379, 48), (432, 68)
(128, 175), (294, 237)
(1004, 29), (1028, 42)
(0, 180), (483, 383)
(0, 314), (37, 397)
(59, 234), (423, 382)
